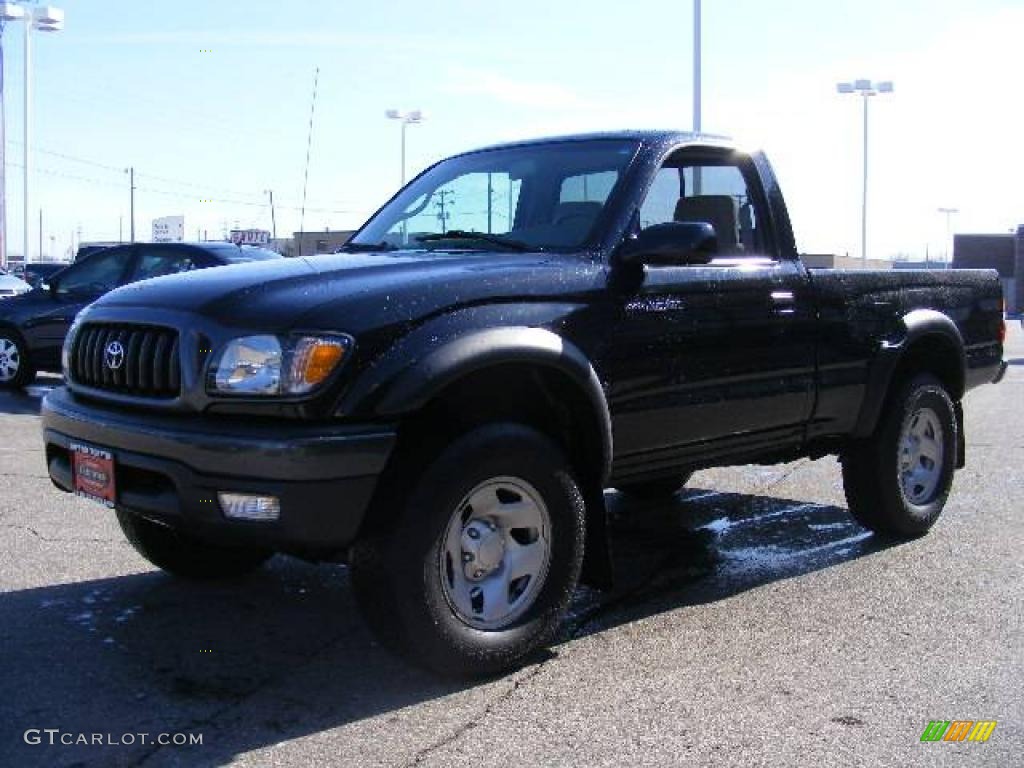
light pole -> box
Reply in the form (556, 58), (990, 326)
(938, 207), (958, 267)
(837, 79), (893, 264)
(0, 2), (27, 269)
(693, 0), (701, 135)
(0, 3), (64, 267)
(385, 109), (424, 188)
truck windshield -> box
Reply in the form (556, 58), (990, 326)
(349, 139), (639, 253)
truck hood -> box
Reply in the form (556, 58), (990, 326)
(95, 250), (602, 334)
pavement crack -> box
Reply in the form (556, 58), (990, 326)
(1, 523), (114, 543)
(756, 458), (811, 493)
(404, 662), (551, 767)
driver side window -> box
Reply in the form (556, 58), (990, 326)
(639, 156), (767, 257)
(56, 249), (131, 296)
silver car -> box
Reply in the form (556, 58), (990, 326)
(0, 271), (31, 299)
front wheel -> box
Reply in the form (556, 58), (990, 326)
(350, 423), (585, 678)
(841, 374), (957, 537)
(0, 331), (35, 389)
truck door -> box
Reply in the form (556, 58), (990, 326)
(607, 148), (816, 475)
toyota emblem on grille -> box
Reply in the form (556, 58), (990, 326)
(104, 341), (125, 370)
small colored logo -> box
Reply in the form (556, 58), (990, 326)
(921, 720), (997, 743)
(104, 341), (125, 370)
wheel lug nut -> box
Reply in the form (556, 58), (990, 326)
(474, 570), (484, 579)
(462, 552), (474, 563)
(467, 528), (480, 539)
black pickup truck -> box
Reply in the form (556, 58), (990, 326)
(41, 131), (1006, 676)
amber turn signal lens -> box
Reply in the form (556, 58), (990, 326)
(287, 336), (349, 394)
(304, 342), (345, 384)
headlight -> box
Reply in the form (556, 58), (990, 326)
(208, 334), (351, 396)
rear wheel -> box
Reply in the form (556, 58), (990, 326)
(116, 507), (272, 579)
(616, 472), (693, 501)
(841, 374), (957, 537)
(350, 423), (585, 678)
(0, 331), (35, 389)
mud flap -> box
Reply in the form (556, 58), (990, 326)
(955, 400), (965, 469)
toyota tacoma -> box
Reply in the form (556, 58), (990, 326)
(41, 131), (1007, 676)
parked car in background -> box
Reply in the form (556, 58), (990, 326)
(17, 262), (70, 290)
(0, 269), (32, 299)
(0, 241), (281, 388)
(75, 242), (120, 262)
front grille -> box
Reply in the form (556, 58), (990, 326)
(71, 324), (181, 398)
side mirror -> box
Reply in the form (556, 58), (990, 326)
(616, 221), (718, 267)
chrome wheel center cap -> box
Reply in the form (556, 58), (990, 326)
(462, 519), (504, 580)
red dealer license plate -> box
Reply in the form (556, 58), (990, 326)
(71, 443), (116, 508)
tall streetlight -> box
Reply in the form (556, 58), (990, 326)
(0, 2), (26, 269)
(938, 207), (958, 266)
(385, 109), (424, 188)
(0, 3), (64, 267)
(692, 0), (702, 195)
(837, 79), (893, 264)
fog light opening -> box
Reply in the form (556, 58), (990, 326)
(218, 492), (281, 522)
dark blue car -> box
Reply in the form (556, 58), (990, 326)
(0, 242), (280, 388)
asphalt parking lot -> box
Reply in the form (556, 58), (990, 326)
(1, 327), (1021, 768)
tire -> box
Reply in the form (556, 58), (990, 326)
(616, 472), (693, 501)
(350, 423), (586, 678)
(116, 507), (272, 579)
(0, 330), (35, 389)
(841, 374), (957, 537)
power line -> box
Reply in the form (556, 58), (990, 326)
(6, 150), (356, 214)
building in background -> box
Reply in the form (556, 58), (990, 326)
(278, 229), (354, 258)
(953, 227), (1022, 315)
(800, 254), (892, 270)
(229, 229), (271, 246)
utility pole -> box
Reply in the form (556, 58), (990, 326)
(38, 207), (41, 257)
(266, 189), (276, 239)
(435, 189), (454, 234)
(486, 173), (493, 234)
(118, 215), (123, 244)
(126, 166), (135, 242)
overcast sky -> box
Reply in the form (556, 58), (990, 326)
(3, 0), (1021, 261)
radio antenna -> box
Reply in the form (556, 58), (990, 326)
(298, 66), (320, 257)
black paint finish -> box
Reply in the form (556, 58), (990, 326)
(39, 131), (1005, 554)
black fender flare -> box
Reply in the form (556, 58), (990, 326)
(852, 309), (966, 438)
(374, 326), (614, 486)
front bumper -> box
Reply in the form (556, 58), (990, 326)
(42, 387), (396, 553)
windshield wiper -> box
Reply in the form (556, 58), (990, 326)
(415, 230), (534, 252)
(338, 241), (399, 253)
